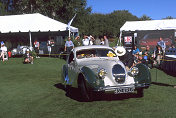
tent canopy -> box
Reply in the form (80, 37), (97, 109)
(120, 19), (176, 32)
(0, 13), (78, 33)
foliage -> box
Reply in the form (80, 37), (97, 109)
(162, 16), (175, 19)
(0, 0), (175, 39)
(83, 10), (139, 38)
(139, 14), (152, 21)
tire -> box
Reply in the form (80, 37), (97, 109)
(137, 88), (144, 97)
(78, 78), (93, 102)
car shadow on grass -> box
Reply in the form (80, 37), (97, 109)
(152, 82), (176, 88)
(54, 83), (142, 102)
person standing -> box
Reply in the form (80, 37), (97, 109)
(34, 39), (40, 58)
(89, 35), (95, 45)
(104, 36), (109, 46)
(82, 35), (90, 46)
(0, 42), (7, 61)
(100, 38), (105, 45)
(157, 37), (166, 53)
(50, 38), (55, 55)
(47, 38), (51, 57)
(64, 37), (74, 53)
(74, 36), (81, 46)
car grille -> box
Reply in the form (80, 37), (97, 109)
(112, 64), (126, 84)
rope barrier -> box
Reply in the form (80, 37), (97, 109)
(37, 53), (69, 56)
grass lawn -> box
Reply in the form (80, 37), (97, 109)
(0, 57), (176, 118)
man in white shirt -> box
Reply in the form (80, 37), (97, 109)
(82, 35), (90, 46)
(0, 43), (7, 61)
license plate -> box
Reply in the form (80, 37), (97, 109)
(114, 87), (134, 94)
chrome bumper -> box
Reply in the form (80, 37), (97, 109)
(95, 83), (150, 93)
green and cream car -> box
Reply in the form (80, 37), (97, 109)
(61, 45), (151, 101)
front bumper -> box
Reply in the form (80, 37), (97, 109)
(94, 83), (150, 93)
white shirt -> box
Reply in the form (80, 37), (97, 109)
(82, 38), (90, 46)
(1, 46), (7, 52)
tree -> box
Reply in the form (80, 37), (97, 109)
(139, 14), (152, 21)
(162, 16), (175, 19)
(86, 10), (139, 38)
(0, 0), (13, 15)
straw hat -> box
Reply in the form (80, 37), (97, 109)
(115, 46), (126, 56)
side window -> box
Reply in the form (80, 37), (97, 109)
(68, 51), (74, 64)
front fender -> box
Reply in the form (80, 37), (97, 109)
(61, 64), (68, 84)
(134, 63), (151, 86)
(80, 66), (105, 90)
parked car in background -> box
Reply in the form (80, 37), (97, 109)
(11, 45), (32, 57)
(61, 45), (151, 101)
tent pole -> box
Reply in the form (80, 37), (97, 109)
(29, 31), (32, 49)
(69, 28), (71, 37)
(119, 31), (122, 46)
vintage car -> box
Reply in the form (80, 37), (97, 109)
(61, 45), (151, 101)
(11, 45), (33, 57)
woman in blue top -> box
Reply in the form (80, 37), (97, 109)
(132, 45), (140, 55)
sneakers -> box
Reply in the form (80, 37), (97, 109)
(31, 61), (33, 64)
(36, 56), (40, 58)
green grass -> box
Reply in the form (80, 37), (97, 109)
(0, 58), (176, 118)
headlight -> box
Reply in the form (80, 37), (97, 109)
(98, 68), (107, 79)
(129, 67), (139, 76)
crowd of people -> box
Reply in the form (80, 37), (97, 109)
(64, 35), (109, 54)
(1, 35), (175, 68)
(131, 37), (175, 69)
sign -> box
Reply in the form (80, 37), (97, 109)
(124, 36), (132, 44)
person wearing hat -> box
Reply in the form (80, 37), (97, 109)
(24, 49), (34, 64)
(0, 42), (7, 61)
(115, 46), (134, 71)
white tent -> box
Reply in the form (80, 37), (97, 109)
(0, 13), (78, 47)
(119, 19), (176, 44)
(0, 13), (78, 33)
(120, 19), (176, 32)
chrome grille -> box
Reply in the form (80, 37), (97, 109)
(112, 64), (126, 84)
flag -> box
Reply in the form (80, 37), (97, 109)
(67, 14), (77, 28)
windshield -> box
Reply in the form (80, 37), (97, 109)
(76, 48), (117, 59)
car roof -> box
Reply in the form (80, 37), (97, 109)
(73, 45), (113, 52)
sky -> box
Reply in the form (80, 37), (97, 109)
(87, 0), (176, 20)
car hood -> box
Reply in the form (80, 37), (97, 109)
(76, 57), (134, 86)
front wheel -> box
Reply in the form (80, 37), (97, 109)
(78, 78), (93, 102)
(136, 88), (144, 97)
